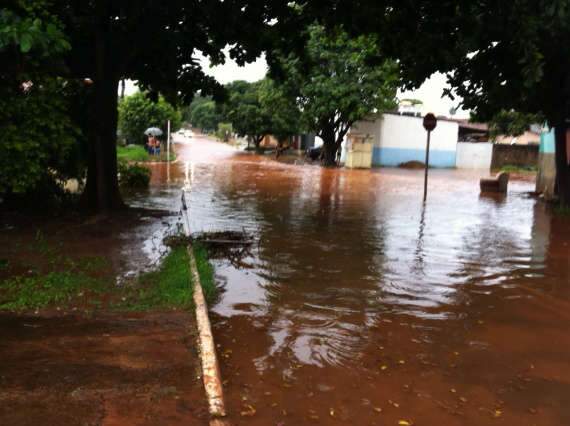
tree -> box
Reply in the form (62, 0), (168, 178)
(300, 1), (570, 203)
(258, 78), (301, 148)
(488, 110), (542, 140)
(0, 2), (84, 195)
(275, 24), (399, 165)
(3, 1), (298, 212)
(223, 80), (272, 149)
(190, 100), (222, 133)
(118, 92), (181, 145)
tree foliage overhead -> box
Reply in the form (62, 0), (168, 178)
(488, 110), (543, 140)
(118, 92), (181, 145)
(300, 0), (570, 201)
(274, 24), (399, 165)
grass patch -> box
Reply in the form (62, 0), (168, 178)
(117, 145), (176, 163)
(0, 270), (106, 311)
(498, 164), (537, 173)
(121, 246), (192, 310)
(1, 236), (217, 312)
(193, 243), (217, 304)
(119, 243), (218, 310)
(117, 145), (150, 162)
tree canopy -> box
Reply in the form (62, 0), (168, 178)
(189, 97), (222, 133)
(274, 24), (399, 165)
(118, 92), (181, 145)
(488, 110), (543, 140)
(223, 80), (272, 148)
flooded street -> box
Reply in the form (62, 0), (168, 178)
(143, 134), (570, 425)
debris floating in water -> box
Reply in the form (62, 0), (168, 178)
(163, 230), (255, 267)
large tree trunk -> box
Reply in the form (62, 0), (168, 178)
(320, 125), (339, 167)
(80, 17), (124, 213)
(254, 135), (264, 152)
(322, 141), (338, 166)
(554, 123), (570, 206)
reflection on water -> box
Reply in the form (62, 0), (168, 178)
(131, 137), (568, 372)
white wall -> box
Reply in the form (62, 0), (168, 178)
(455, 142), (493, 169)
(379, 114), (458, 151)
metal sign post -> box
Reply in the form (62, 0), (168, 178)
(422, 113), (437, 202)
(167, 119), (171, 161)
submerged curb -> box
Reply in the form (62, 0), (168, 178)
(188, 245), (227, 419)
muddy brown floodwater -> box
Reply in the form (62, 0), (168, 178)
(136, 134), (570, 426)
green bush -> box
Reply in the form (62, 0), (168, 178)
(118, 92), (181, 145)
(216, 122), (233, 142)
(117, 160), (151, 188)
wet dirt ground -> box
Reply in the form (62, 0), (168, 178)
(0, 312), (208, 425)
(0, 188), (206, 424)
(137, 134), (569, 425)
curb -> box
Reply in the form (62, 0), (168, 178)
(188, 245), (227, 420)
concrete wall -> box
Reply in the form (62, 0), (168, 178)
(351, 113), (459, 168)
(490, 144), (539, 169)
(456, 142), (493, 169)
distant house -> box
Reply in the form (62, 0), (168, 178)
(494, 126), (541, 145)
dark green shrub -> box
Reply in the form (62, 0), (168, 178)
(117, 161), (151, 188)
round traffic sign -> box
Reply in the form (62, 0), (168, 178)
(423, 113), (437, 131)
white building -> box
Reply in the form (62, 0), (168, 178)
(349, 113), (459, 168)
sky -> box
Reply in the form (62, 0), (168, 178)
(198, 52), (470, 119)
(126, 51), (470, 119)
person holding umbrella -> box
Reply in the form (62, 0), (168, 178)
(144, 127), (163, 155)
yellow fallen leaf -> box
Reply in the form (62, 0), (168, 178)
(240, 404), (256, 417)
(494, 410), (502, 417)
(373, 407), (382, 413)
(381, 365), (388, 370)
(450, 388), (457, 393)
(398, 421), (411, 426)
(398, 360), (405, 364)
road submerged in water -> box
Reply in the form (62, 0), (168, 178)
(137, 134), (570, 425)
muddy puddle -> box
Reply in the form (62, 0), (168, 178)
(133, 134), (570, 425)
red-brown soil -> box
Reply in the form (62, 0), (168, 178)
(0, 312), (208, 426)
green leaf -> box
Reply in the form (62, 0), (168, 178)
(19, 33), (32, 52)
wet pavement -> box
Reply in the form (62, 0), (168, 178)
(139, 134), (570, 425)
